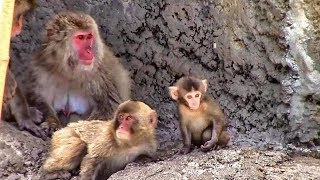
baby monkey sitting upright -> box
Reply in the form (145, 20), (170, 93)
(169, 76), (230, 154)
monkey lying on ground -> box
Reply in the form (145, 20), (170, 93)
(24, 11), (131, 130)
(1, 0), (46, 139)
(169, 76), (230, 154)
(42, 100), (158, 180)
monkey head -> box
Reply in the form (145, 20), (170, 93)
(169, 76), (208, 110)
(114, 100), (158, 144)
(44, 11), (104, 74)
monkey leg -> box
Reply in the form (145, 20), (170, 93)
(43, 128), (87, 172)
(57, 113), (82, 126)
(200, 128), (218, 152)
(179, 125), (192, 154)
(217, 130), (230, 147)
(9, 88), (47, 140)
(41, 115), (63, 136)
(201, 128), (211, 143)
(201, 129), (230, 151)
(79, 155), (99, 180)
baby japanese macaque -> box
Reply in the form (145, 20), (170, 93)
(42, 100), (158, 180)
(169, 76), (230, 153)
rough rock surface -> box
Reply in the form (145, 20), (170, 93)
(10, 0), (320, 147)
(0, 122), (48, 179)
(110, 147), (320, 180)
(1, 0), (320, 179)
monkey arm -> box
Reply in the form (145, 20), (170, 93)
(102, 46), (131, 102)
(82, 153), (132, 180)
(201, 115), (224, 151)
(3, 70), (17, 105)
(87, 82), (122, 120)
(91, 157), (126, 180)
(80, 155), (100, 180)
(39, 100), (62, 132)
(180, 122), (192, 154)
(92, 143), (157, 180)
(9, 86), (47, 139)
(139, 140), (158, 158)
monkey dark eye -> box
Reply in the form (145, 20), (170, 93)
(195, 94), (200, 98)
(87, 33), (93, 39)
(187, 95), (192, 99)
(125, 116), (131, 121)
(78, 35), (84, 40)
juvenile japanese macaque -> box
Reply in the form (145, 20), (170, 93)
(169, 76), (230, 154)
(42, 100), (158, 180)
(1, 0), (46, 139)
(28, 11), (131, 129)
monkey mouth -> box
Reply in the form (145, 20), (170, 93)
(79, 50), (94, 65)
(116, 131), (131, 141)
(80, 59), (93, 65)
(189, 106), (199, 110)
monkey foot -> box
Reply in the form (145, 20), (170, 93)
(40, 171), (72, 180)
(200, 144), (221, 152)
(178, 146), (192, 154)
(18, 120), (47, 140)
(41, 117), (62, 136)
(135, 155), (163, 164)
(14, 107), (47, 140)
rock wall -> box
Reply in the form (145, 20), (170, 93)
(10, 0), (320, 148)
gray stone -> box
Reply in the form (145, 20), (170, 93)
(3, 0), (320, 179)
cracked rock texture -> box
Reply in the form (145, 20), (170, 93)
(109, 147), (320, 180)
(2, 0), (320, 179)
(0, 122), (48, 179)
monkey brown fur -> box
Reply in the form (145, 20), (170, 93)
(42, 100), (158, 180)
(169, 76), (230, 154)
(1, 0), (46, 139)
(27, 11), (131, 129)
(3, 71), (17, 106)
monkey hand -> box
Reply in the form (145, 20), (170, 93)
(200, 139), (218, 152)
(136, 154), (163, 164)
(179, 145), (191, 154)
(18, 108), (47, 140)
(41, 116), (63, 136)
(38, 168), (71, 180)
(29, 107), (44, 124)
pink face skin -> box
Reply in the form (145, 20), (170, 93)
(73, 31), (94, 65)
(184, 91), (202, 110)
(116, 113), (134, 140)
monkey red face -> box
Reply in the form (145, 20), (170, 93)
(116, 113), (134, 141)
(184, 91), (202, 110)
(73, 31), (94, 65)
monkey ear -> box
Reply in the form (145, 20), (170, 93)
(46, 25), (55, 39)
(202, 79), (208, 92)
(168, 86), (179, 100)
(149, 110), (158, 127)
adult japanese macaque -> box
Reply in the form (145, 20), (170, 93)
(1, 0), (46, 139)
(30, 11), (131, 129)
(42, 100), (158, 180)
(169, 76), (230, 154)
